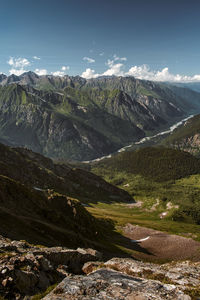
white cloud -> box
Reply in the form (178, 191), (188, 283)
(34, 68), (47, 76)
(8, 57), (30, 68)
(126, 64), (154, 80)
(7, 57), (31, 75)
(99, 52), (104, 56)
(51, 71), (65, 76)
(61, 66), (69, 71)
(82, 56), (200, 82)
(103, 63), (124, 76)
(113, 54), (127, 61)
(51, 66), (69, 77)
(81, 55), (126, 79)
(81, 68), (100, 79)
(101, 56), (125, 76)
(83, 57), (95, 63)
(9, 68), (26, 76)
(33, 56), (41, 60)
(126, 65), (200, 82)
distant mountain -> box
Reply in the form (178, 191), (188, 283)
(0, 73), (200, 160)
(169, 81), (200, 93)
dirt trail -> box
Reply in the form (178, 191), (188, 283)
(123, 224), (200, 262)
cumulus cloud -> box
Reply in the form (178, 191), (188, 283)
(50, 66), (69, 77)
(51, 71), (66, 76)
(33, 56), (41, 60)
(99, 52), (104, 56)
(7, 57), (31, 75)
(8, 69), (26, 76)
(82, 54), (200, 82)
(83, 57), (95, 63)
(81, 68), (100, 79)
(82, 55), (125, 79)
(34, 68), (47, 76)
(8, 57), (30, 68)
(126, 65), (200, 82)
(103, 63), (124, 76)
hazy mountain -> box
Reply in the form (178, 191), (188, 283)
(0, 73), (200, 160)
(169, 81), (200, 93)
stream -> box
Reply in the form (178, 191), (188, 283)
(82, 114), (194, 163)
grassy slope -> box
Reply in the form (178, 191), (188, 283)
(161, 114), (200, 147)
(0, 143), (132, 204)
(0, 175), (102, 248)
(87, 147), (200, 243)
(92, 147), (200, 182)
(0, 142), (143, 257)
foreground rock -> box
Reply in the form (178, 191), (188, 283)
(1, 234), (200, 299)
(44, 268), (191, 300)
(103, 258), (200, 288)
(0, 235), (101, 299)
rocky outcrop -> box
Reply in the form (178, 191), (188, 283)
(1, 234), (200, 299)
(173, 134), (200, 156)
(161, 114), (200, 156)
(47, 258), (199, 300)
(100, 258), (200, 289)
(0, 235), (101, 299)
(44, 268), (192, 300)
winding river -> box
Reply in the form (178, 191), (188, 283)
(82, 114), (194, 163)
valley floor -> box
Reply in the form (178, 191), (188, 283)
(86, 201), (200, 263)
(123, 223), (200, 262)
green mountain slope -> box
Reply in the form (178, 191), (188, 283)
(0, 73), (200, 160)
(90, 147), (200, 225)
(0, 143), (133, 249)
(0, 143), (131, 203)
(0, 175), (101, 247)
(92, 147), (200, 182)
(0, 84), (145, 160)
(161, 114), (200, 156)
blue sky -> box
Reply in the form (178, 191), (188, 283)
(0, 0), (200, 82)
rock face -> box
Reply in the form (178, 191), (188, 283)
(44, 268), (191, 300)
(1, 235), (200, 299)
(45, 258), (200, 300)
(0, 235), (101, 299)
(102, 258), (200, 289)
(162, 114), (200, 156)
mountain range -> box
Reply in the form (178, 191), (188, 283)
(0, 72), (200, 160)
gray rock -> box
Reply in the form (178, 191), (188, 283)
(43, 269), (191, 300)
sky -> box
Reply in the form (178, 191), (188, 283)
(0, 0), (200, 82)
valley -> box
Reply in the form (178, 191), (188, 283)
(1, 73), (200, 161)
(83, 113), (194, 163)
(2, 0), (200, 298)
(0, 74), (200, 299)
